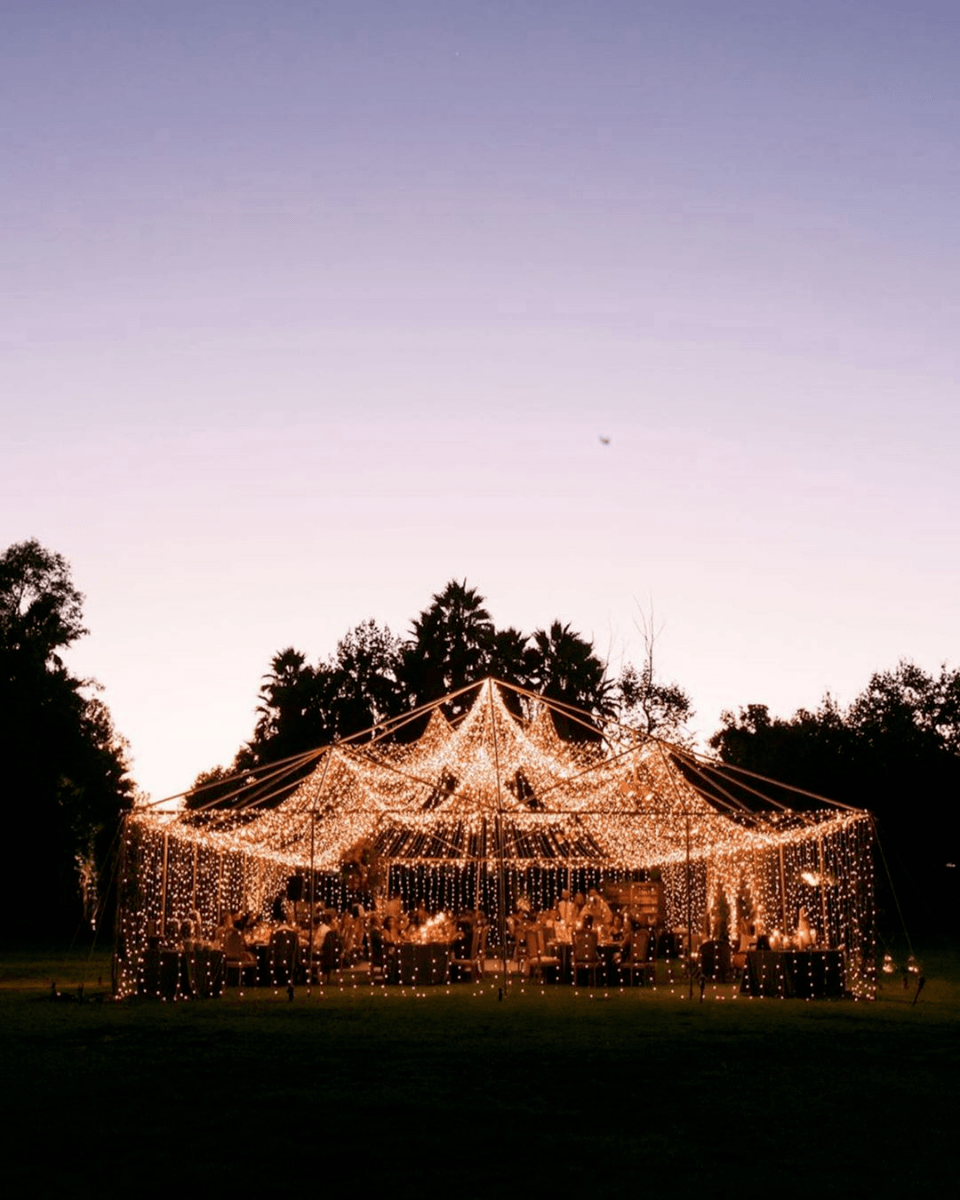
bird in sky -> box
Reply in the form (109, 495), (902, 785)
(599, 436), (610, 445)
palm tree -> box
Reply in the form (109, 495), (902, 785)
(250, 647), (332, 763)
(528, 621), (613, 740)
(400, 579), (494, 714)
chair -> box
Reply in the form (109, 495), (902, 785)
(572, 930), (600, 986)
(526, 928), (561, 983)
(509, 917), (531, 976)
(320, 931), (342, 984)
(448, 922), (486, 983)
(221, 928), (258, 988)
(267, 928), (298, 986)
(621, 929), (655, 987)
(368, 928), (387, 985)
(699, 939), (732, 983)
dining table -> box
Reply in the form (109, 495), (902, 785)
(741, 948), (845, 998)
(391, 940), (454, 985)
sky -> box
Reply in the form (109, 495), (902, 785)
(3, 1), (958, 803)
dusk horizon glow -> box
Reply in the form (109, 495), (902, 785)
(4, 3), (957, 801)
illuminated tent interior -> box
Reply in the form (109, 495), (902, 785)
(116, 679), (876, 995)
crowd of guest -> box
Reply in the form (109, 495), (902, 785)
(144, 880), (678, 986)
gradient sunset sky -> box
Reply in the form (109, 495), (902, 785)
(3, 2), (958, 802)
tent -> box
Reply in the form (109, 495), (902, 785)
(115, 679), (875, 995)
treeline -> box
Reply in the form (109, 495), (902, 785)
(196, 579), (959, 930)
(0, 540), (135, 940)
(710, 662), (959, 930)
(191, 579), (693, 796)
(3, 541), (955, 938)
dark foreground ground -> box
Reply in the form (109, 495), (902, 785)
(2, 941), (957, 1197)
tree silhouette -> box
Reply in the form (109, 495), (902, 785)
(617, 661), (693, 744)
(0, 540), (133, 937)
(248, 647), (334, 765)
(328, 619), (404, 740)
(709, 661), (960, 931)
(528, 620), (613, 739)
(400, 579), (495, 714)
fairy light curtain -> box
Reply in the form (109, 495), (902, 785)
(118, 679), (875, 995)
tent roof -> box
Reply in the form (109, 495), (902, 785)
(144, 679), (867, 871)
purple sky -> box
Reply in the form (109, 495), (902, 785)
(4, 2), (958, 801)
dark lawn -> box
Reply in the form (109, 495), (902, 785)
(2, 944), (958, 1196)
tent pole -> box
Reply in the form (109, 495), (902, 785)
(488, 682), (509, 993)
(818, 836), (829, 949)
(112, 814), (129, 996)
(307, 750), (333, 993)
(779, 844), (788, 935)
(495, 815), (508, 988)
(308, 811), (316, 992)
(160, 833), (169, 935)
(685, 815), (693, 1000)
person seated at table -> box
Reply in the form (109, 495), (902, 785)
(309, 911), (333, 950)
(601, 905), (624, 942)
(454, 914), (474, 958)
(581, 887), (613, 928)
(340, 905), (364, 964)
(382, 915), (402, 945)
(796, 908), (816, 949)
(538, 904), (560, 943)
(506, 912), (529, 961)
(557, 889), (578, 931)
(460, 908), (487, 949)
(188, 909), (204, 942)
(737, 917), (758, 952)
(572, 915), (600, 978)
(612, 912), (633, 950)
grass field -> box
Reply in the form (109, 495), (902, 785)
(2, 941), (958, 1196)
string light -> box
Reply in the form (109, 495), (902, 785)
(115, 680), (876, 999)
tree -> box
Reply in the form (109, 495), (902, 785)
(527, 620), (613, 739)
(202, 584), (699, 798)
(848, 660), (960, 759)
(0, 538), (86, 665)
(248, 647), (334, 766)
(708, 698), (855, 804)
(328, 619), (404, 740)
(487, 626), (535, 717)
(0, 540), (134, 938)
(488, 626), (533, 688)
(709, 662), (960, 932)
(613, 606), (693, 743)
(400, 580), (495, 714)
(616, 660), (693, 744)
